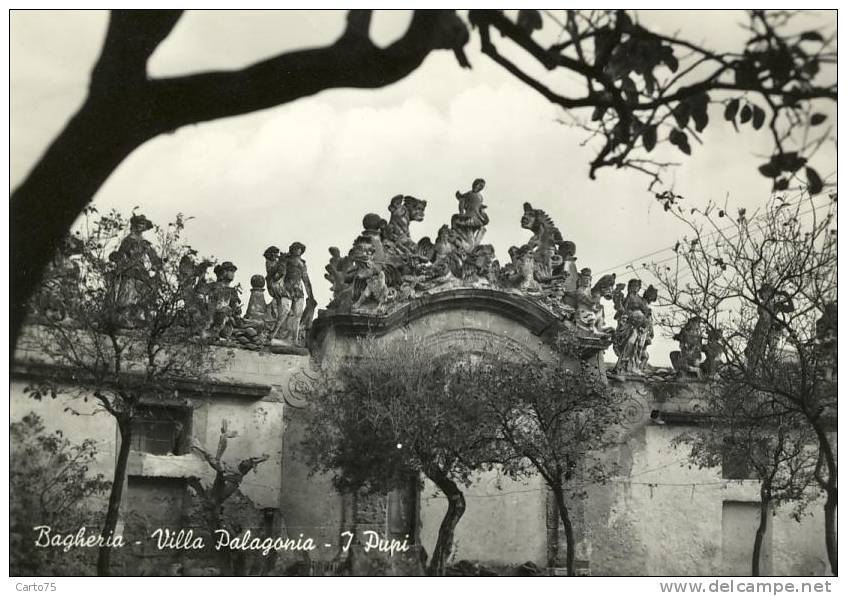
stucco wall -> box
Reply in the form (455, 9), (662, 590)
(419, 472), (548, 567)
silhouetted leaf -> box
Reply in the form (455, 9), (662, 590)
(724, 98), (740, 121)
(773, 177), (790, 191)
(669, 129), (691, 155)
(672, 102), (691, 128)
(758, 162), (780, 178)
(806, 167), (823, 195)
(739, 104), (752, 124)
(810, 113), (827, 126)
(516, 10), (543, 33)
(591, 106), (608, 121)
(752, 105), (766, 130)
(642, 125), (657, 152)
(621, 76), (639, 104)
(800, 31), (824, 42)
(664, 52), (679, 73)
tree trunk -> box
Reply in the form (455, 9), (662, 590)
(96, 419), (133, 576)
(823, 487), (837, 576)
(10, 94), (155, 352)
(552, 487), (576, 576)
(424, 466), (466, 576)
(812, 423), (837, 575)
(752, 490), (770, 576)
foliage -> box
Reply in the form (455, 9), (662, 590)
(303, 338), (492, 493)
(454, 337), (625, 575)
(648, 191), (837, 573)
(471, 10), (836, 190)
(23, 207), (227, 575)
(26, 207), (226, 419)
(301, 337), (494, 575)
(455, 340), (624, 495)
(10, 413), (112, 576)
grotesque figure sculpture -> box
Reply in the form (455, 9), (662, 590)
(351, 237), (392, 309)
(574, 268), (597, 333)
(501, 245), (540, 292)
(463, 244), (498, 284)
(361, 213), (388, 263)
(110, 214), (162, 327)
(263, 245), (287, 338)
(591, 273), (618, 337)
(274, 242), (315, 342)
(177, 250), (212, 328)
(325, 246), (357, 311)
(206, 261), (240, 339)
(574, 269), (616, 336)
(744, 283), (795, 369)
(384, 195), (428, 257)
(670, 316), (704, 378)
(558, 241), (579, 292)
(38, 235), (84, 322)
(520, 202), (564, 283)
(700, 327), (723, 378)
(611, 279), (656, 376)
(452, 178), (489, 252)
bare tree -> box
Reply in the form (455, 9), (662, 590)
(23, 209), (227, 575)
(674, 386), (819, 575)
(190, 419), (269, 575)
(648, 191), (837, 573)
(10, 10), (836, 350)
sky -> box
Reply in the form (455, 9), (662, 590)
(9, 10), (837, 365)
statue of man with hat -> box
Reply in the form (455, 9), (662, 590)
(206, 261), (241, 339)
(110, 213), (162, 326)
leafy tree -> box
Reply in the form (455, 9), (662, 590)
(10, 412), (112, 576)
(301, 337), (492, 576)
(674, 387), (818, 575)
(10, 9), (836, 349)
(648, 191), (837, 573)
(454, 337), (626, 576)
(23, 208), (226, 575)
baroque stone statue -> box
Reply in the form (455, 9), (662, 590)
(611, 279), (657, 376)
(670, 316), (704, 379)
(519, 202), (564, 283)
(205, 261), (241, 339)
(700, 327), (723, 378)
(38, 235), (84, 322)
(110, 214), (162, 327)
(177, 250), (212, 328)
(574, 268), (616, 337)
(452, 178), (489, 252)
(744, 284), (795, 369)
(384, 195), (428, 257)
(273, 242), (315, 342)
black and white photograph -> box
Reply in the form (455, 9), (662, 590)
(7, 6), (839, 584)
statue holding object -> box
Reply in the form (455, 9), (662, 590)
(110, 213), (162, 327)
(611, 279), (656, 376)
(670, 316), (704, 379)
(452, 178), (490, 253)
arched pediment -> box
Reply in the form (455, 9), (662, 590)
(309, 287), (610, 361)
